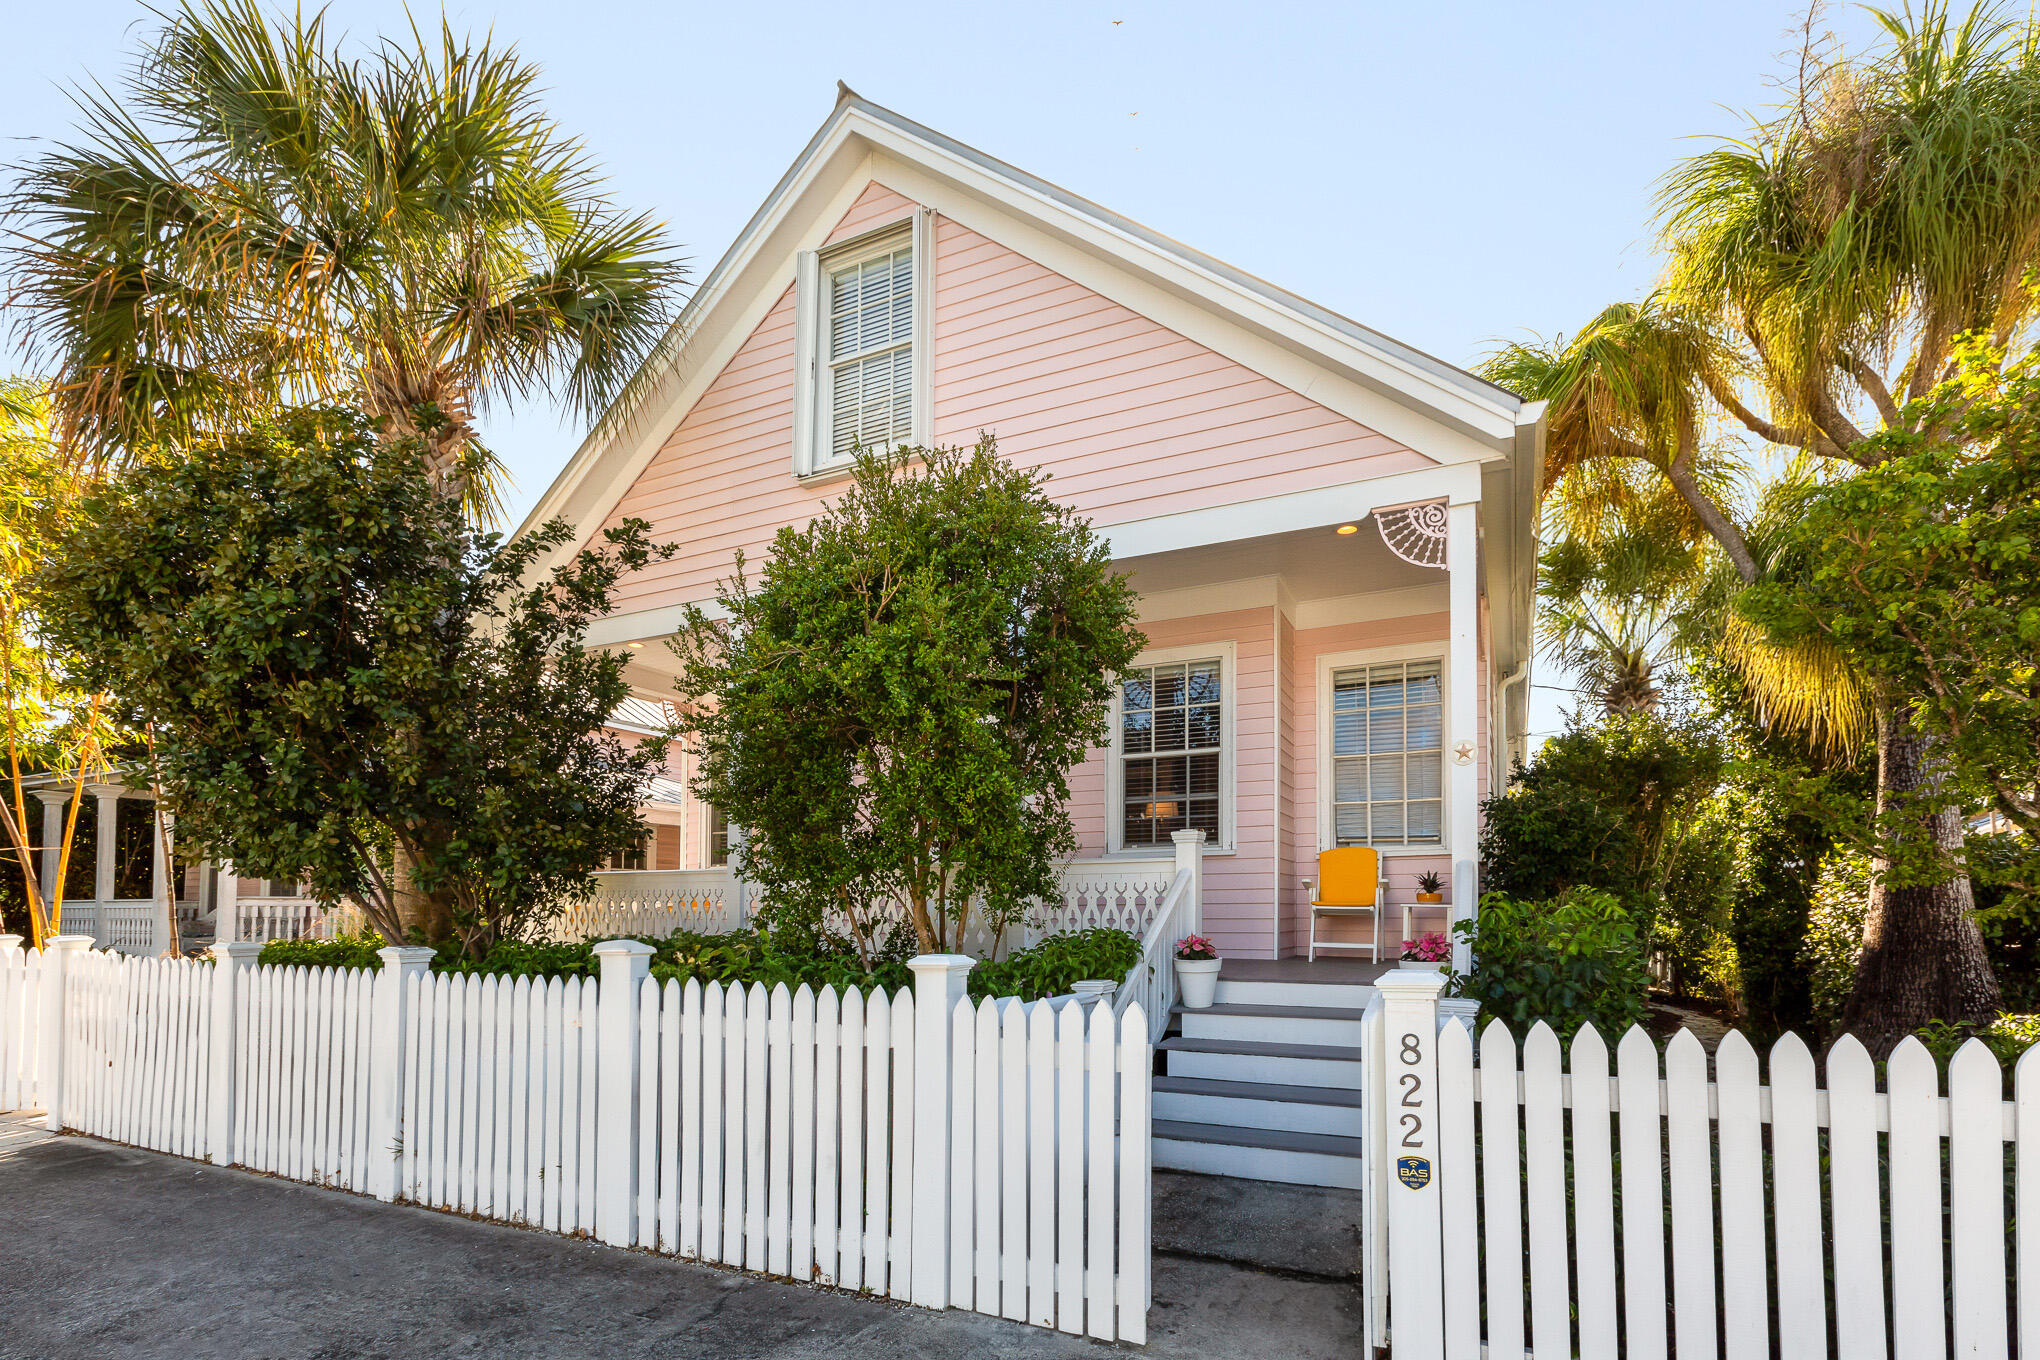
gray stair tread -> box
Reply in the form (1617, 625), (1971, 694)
(1173, 1001), (1367, 1021)
(1158, 1035), (1363, 1062)
(1152, 1119), (1366, 1158)
(1154, 1075), (1364, 1107)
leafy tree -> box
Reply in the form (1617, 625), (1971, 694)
(672, 438), (1144, 957)
(2, 0), (686, 939)
(0, 379), (121, 945)
(1744, 348), (2040, 1038)
(1, 0), (683, 515)
(1489, 5), (2040, 1038)
(40, 407), (670, 957)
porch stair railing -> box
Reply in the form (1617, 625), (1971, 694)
(1112, 830), (1206, 1046)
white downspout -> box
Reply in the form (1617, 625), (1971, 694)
(1495, 662), (1530, 782)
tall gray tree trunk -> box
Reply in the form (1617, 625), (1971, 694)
(1841, 704), (2000, 1051)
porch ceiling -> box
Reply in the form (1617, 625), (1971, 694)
(1115, 521), (1448, 607)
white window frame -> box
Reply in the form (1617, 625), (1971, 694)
(1105, 640), (1237, 856)
(1314, 641), (1452, 858)
(791, 207), (935, 477)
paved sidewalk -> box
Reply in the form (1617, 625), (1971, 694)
(0, 1114), (1364, 1359)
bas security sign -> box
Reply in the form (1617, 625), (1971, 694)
(1396, 1156), (1432, 1191)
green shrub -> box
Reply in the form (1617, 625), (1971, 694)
(1449, 888), (1652, 1040)
(967, 929), (1142, 1004)
(245, 923), (1141, 1004)
(1916, 1013), (2040, 1068)
(1803, 849), (1872, 1031)
(257, 935), (388, 971)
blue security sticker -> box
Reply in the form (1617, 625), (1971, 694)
(1396, 1156), (1432, 1190)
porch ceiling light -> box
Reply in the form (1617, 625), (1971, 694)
(1335, 523), (1359, 535)
(627, 641), (644, 649)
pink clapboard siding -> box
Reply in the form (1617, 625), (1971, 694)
(1066, 607), (1277, 961)
(595, 179), (1434, 611)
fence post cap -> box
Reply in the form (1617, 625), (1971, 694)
(1169, 829), (1206, 846)
(45, 934), (94, 952)
(210, 941), (265, 965)
(906, 953), (977, 974)
(1373, 969), (1451, 1001)
(590, 938), (658, 959)
(0, 933), (20, 952)
(375, 945), (437, 970)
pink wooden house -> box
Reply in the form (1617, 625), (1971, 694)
(526, 91), (1543, 970)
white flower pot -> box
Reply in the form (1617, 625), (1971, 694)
(1175, 957), (1221, 1009)
(1399, 959), (1445, 972)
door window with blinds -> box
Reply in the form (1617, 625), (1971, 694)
(1328, 658), (1444, 847)
(1119, 657), (1224, 847)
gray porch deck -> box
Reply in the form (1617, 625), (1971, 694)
(1218, 957), (1394, 986)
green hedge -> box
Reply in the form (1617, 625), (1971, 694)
(256, 925), (1140, 1004)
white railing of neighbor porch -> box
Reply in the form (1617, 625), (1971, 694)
(558, 868), (744, 940)
(1369, 971), (2040, 1360)
(0, 936), (1152, 1344)
(227, 897), (365, 945)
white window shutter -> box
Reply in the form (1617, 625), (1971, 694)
(910, 207), (935, 446)
(790, 247), (821, 474)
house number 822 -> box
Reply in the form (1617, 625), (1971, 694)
(1398, 1032), (1424, 1148)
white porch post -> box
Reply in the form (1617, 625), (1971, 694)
(89, 784), (121, 906)
(1171, 829), (1205, 940)
(217, 863), (241, 941)
(1446, 501), (1479, 976)
(33, 791), (66, 909)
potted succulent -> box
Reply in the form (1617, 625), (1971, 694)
(1174, 934), (1221, 1009)
(1414, 871), (1445, 904)
(1400, 931), (1451, 971)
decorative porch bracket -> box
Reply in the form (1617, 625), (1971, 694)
(1373, 500), (1450, 568)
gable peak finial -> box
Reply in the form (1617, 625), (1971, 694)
(836, 80), (860, 105)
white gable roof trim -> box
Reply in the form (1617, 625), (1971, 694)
(519, 90), (1541, 558)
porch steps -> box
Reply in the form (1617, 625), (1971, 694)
(1153, 1075), (1362, 1135)
(1150, 960), (1378, 1188)
(1151, 1119), (1367, 1190)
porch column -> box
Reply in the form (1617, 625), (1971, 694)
(88, 784), (122, 904)
(1446, 501), (1479, 976)
(33, 791), (66, 902)
(152, 806), (170, 905)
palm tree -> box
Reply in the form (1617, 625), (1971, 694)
(1537, 524), (1698, 717)
(2, 0), (684, 518)
(1494, 2), (2040, 1042)
(3, 2), (686, 939)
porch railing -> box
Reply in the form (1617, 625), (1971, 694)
(41, 901), (177, 957)
(228, 897), (364, 944)
(1112, 831), (1205, 1046)
(553, 868), (744, 940)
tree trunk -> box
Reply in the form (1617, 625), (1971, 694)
(1841, 704), (1999, 1051)
(390, 844), (452, 944)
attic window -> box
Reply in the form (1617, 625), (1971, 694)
(793, 208), (934, 476)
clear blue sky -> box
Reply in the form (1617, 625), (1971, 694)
(0, 1), (1888, 739)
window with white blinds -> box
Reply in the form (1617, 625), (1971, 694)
(1329, 658), (1444, 846)
(1119, 658), (1223, 847)
(824, 237), (914, 464)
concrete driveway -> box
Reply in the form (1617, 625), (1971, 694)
(0, 1115), (1363, 1359)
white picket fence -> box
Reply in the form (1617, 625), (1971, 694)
(0, 941), (46, 1111)
(1370, 972), (2040, 1360)
(0, 934), (1152, 1343)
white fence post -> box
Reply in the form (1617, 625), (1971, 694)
(37, 934), (91, 1131)
(908, 953), (974, 1310)
(1170, 830), (1204, 939)
(594, 939), (655, 1246)
(205, 941), (262, 1164)
(1375, 968), (1448, 1360)
(368, 944), (435, 1201)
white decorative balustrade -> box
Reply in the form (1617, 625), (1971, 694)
(553, 869), (744, 941)
(229, 898), (364, 944)
(1111, 833), (1205, 1046)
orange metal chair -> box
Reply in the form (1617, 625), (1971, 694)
(1308, 846), (1388, 962)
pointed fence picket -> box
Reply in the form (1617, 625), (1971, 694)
(1396, 1002), (2040, 1360)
